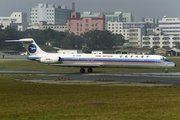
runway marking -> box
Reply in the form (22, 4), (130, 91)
(85, 73), (180, 77)
(17, 79), (173, 87)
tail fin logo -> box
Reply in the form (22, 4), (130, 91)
(28, 44), (37, 53)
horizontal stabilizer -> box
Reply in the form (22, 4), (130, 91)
(5, 38), (34, 43)
(50, 64), (101, 68)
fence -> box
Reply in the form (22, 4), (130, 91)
(0, 55), (28, 59)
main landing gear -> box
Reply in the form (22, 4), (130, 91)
(80, 68), (85, 73)
(80, 68), (93, 73)
(87, 68), (93, 73)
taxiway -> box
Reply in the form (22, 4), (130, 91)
(1, 70), (180, 86)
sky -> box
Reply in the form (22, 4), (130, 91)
(0, 0), (180, 22)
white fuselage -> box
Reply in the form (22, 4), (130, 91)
(28, 53), (175, 69)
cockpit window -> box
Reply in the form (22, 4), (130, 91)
(161, 57), (170, 62)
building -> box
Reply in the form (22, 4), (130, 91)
(122, 12), (134, 22)
(167, 48), (180, 56)
(67, 12), (105, 35)
(114, 48), (153, 55)
(81, 11), (134, 30)
(27, 24), (40, 30)
(0, 12), (27, 31)
(39, 45), (57, 53)
(104, 11), (134, 30)
(108, 22), (145, 40)
(81, 12), (100, 18)
(132, 17), (180, 49)
(154, 48), (170, 56)
(107, 18), (158, 40)
(39, 21), (67, 32)
(30, 3), (71, 25)
(27, 21), (68, 32)
(57, 50), (83, 54)
(142, 17), (159, 29)
(45, 41), (55, 47)
(108, 16), (180, 49)
(142, 34), (180, 48)
(129, 28), (146, 48)
(140, 17), (180, 49)
(159, 17), (180, 35)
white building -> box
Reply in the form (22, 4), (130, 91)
(142, 18), (159, 28)
(58, 50), (83, 54)
(141, 17), (180, 48)
(108, 17), (180, 48)
(159, 17), (180, 35)
(27, 21), (68, 32)
(104, 11), (134, 30)
(129, 28), (146, 48)
(108, 22), (144, 40)
(142, 35), (180, 48)
(30, 3), (71, 25)
(0, 12), (27, 31)
(39, 21), (67, 32)
(107, 18), (158, 40)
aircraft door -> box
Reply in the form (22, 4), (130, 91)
(59, 57), (62, 62)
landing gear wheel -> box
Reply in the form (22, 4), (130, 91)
(165, 69), (169, 73)
(80, 68), (85, 73)
(87, 68), (93, 73)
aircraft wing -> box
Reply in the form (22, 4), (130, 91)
(50, 63), (101, 68)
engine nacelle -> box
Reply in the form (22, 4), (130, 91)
(38, 57), (61, 64)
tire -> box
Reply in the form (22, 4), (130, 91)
(88, 68), (93, 73)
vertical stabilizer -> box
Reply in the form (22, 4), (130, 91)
(5, 38), (46, 55)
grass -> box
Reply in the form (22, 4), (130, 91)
(0, 57), (180, 72)
(0, 58), (180, 119)
(1, 75), (180, 119)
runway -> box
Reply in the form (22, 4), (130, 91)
(0, 70), (77, 74)
(1, 70), (180, 85)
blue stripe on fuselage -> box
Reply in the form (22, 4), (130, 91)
(61, 57), (174, 64)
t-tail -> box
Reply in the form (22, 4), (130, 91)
(5, 38), (46, 60)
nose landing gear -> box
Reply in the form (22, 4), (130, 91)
(165, 69), (169, 73)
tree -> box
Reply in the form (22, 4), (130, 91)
(82, 46), (91, 53)
(0, 27), (21, 50)
(82, 30), (123, 50)
(175, 42), (180, 49)
(52, 31), (68, 48)
(0, 28), (68, 50)
(152, 46), (160, 49)
(60, 33), (76, 49)
(55, 32), (83, 49)
(0, 28), (124, 51)
(74, 35), (83, 49)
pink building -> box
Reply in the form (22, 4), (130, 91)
(67, 12), (105, 35)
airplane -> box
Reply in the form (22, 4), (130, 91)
(5, 38), (176, 73)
